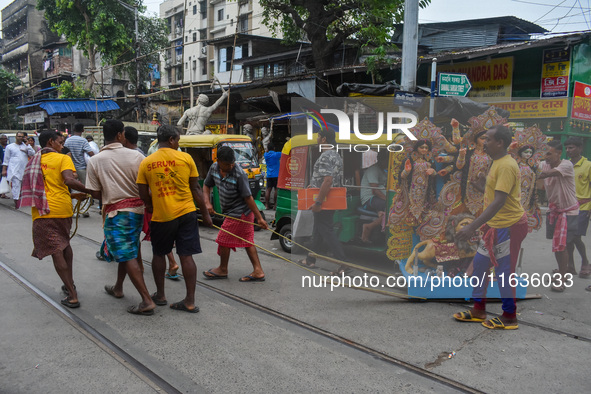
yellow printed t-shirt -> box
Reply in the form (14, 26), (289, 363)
(484, 154), (524, 228)
(137, 148), (199, 222)
(32, 152), (76, 221)
(574, 156), (591, 211)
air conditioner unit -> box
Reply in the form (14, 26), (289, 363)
(127, 83), (135, 91)
(201, 47), (207, 54)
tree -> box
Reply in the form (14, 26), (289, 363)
(52, 80), (92, 98)
(37, 0), (141, 90)
(0, 67), (21, 129)
(114, 15), (169, 93)
(259, 0), (430, 73)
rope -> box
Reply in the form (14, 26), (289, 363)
(199, 211), (421, 300)
(208, 210), (399, 279)
(70, 195), (91, 239)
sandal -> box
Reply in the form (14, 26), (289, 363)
(579, 266), (591, 278)
(551, 284), (566, 292)
(453, 310), (485, 322)
(482, 317), (518, 330)
(297, 258), (317, 269)
(60, 297), (80, 309)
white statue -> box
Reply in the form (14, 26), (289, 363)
(243, 124), (256, 144)
(261, 127), (273, 151)
(177, 79), (228, 135)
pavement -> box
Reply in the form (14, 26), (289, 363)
(1, 198), (590, 393)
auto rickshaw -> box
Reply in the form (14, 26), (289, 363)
(177, 134), (267, 226)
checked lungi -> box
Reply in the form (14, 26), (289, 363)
(216, 212), (254, 255)
(32, 217), (72, 260)
(471, 214), (528, 319)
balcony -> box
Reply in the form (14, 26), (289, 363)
(2, 32), (28, 54)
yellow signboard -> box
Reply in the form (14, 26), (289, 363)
(491, 99), (568, 119)
(437, 57), (513, 102)
(541, 61), (570, 78)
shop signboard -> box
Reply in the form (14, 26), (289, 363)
(571, 81), (591, 121)
(541, 48), (570, 98)
(436, 57), (513, 101)
(491, 99), (568, 119)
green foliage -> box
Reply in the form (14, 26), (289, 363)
(115, 15), (169, 90)
(259, 0), (430, 73)
(37, 0), (143, 71)
(52, 80), (92, 98)
(0, 67), (21, 128)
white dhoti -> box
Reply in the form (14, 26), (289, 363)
(9, 177), (22, 201)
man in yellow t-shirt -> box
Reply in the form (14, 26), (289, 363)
(453, 125), (528, 330)
(137, 125), (212, 313)
(21, 131), (89, 308)
(565, 137), (591, 279)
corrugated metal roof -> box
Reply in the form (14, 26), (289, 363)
(16, 100), (119, 115)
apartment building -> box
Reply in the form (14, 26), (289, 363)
(1, 0), (58, 93)
(159, 0), (279, 89)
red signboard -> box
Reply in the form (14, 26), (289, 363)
(277, 146), (308, 190)
(541, 76), (569, 98)
(571, 81), (591, 121)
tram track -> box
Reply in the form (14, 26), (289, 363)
(2, 203), (590, 392)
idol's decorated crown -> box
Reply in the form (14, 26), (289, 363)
(461, 107), (507, 149)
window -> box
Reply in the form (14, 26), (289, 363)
(218, 47), (229, 72)
(218, 9), (224, 21)
(200, 1), (206, 19)
(253, 65), (264, 79)
(244, 66), (251, 81)
(200, 59), (207, 75)
(199, 29), (206, 40)
(193, 5), (197, 14)
(193, 32), (197, 42)
(176, 67), (183, 81)
(239, 15), (248, 33)
(186, 62), (188, 69)
(59, 47), (72, 57)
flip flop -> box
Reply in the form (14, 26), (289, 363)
(150, 292), (167, 306)
(585, 285), (591, 292)
(169, 301), (199, 313)
(202, 269), (228, 280)
(165, 273), (180, 280)
(127, 305), (155, 316)
(482, 317), (518, 330)
(297, 259), (317, 269)
(551, 284), (566, 292)
(239, 275), (266, 282)
(104, 285), (124, 299)
(60, 297), (80, 309)
(453, 310), (485, 322)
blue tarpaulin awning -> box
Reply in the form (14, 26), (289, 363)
(17, 99), (120, 115)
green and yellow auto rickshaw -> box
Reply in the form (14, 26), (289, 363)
(178, 134), (266, 218)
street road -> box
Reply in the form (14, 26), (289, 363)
(1, 198), (590, 393)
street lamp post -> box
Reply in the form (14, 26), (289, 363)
(118, 0), (141, 121)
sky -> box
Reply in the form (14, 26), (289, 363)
(0, 0), (589, 38)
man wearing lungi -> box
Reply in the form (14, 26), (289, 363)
(538, 140), (579, 292)
(202, 146), (269, 282)
(137, 125), (212, 313)
(86, 120), (156, 316)
(454, 125), (528, 330)
(20, 131), (90, 308)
